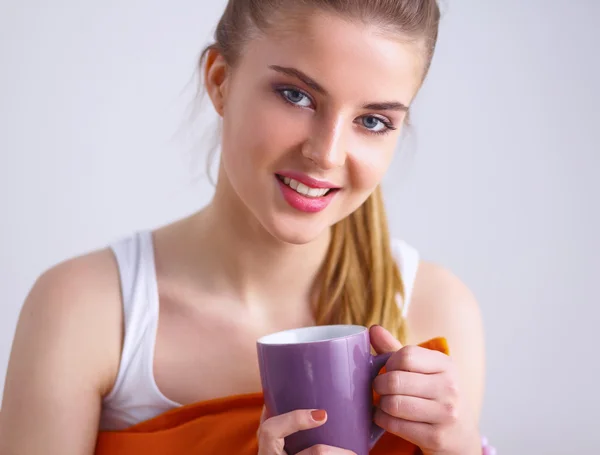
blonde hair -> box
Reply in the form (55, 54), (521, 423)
(199, 0), (441, 344)
(316, 187), (408, 342)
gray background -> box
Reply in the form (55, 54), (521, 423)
(1, 1), (598, 453)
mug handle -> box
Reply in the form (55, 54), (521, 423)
(368, 352), (393, 449)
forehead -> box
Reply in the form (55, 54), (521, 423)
(237, 10), (426, 106)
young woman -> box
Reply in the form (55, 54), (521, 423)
(0, 0), (490, 454)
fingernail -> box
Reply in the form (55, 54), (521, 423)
(311, 410), (327, 422)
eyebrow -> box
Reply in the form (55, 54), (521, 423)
(269, 65), (326, 94)
(362, 101), (409, 112)
(268, 64), (409, 112)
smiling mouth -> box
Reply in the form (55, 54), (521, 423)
(276, 174), (339, 198)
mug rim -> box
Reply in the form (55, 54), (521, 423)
(256, 324), (367, 346)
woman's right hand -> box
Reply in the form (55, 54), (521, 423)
(257, 407), (356, 455)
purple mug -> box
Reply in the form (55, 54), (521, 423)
(256, 325), (392, 455)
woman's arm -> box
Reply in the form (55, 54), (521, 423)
(406, 260), (486, 421)
(369, 260), (487, 454)
(0, 250), (123, 455)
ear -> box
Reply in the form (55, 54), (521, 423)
(203, 48), (230, 117)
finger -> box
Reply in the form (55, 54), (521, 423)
(373, 370), (439, 399)
(374, 408), (436, 449)
(369, 325), (403, 354)
(258, 409), (327, 452)
(379, 395), (448, 424)
(260, 406), (270, 424)
(298, 445), (357, 455)
(386, 345), (450, 374)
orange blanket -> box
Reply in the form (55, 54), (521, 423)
(95, 337), (448, 455)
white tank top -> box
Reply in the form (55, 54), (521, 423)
(99, 231), (421, 431)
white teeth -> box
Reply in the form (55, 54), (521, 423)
(306, 187), (325, 197)
(296, 182), (309, 194)
(279, 176), (330, 198)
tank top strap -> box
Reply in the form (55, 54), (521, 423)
(391, 238), (421, 318)
(100, 231), (178, 431)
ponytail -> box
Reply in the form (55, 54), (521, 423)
(314, 186), (407, 344)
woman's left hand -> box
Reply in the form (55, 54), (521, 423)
(370, 325), (482, 455)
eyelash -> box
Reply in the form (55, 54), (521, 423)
(273, 86), (397, 136)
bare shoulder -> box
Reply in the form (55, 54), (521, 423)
(406, 260), (483, 342)
(31, 247), (121, 313)
(0, 248), (123, 454)
(18, 247), (123, 394)
(406, 260), (486, 419)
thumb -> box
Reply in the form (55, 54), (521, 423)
(369, 324), (403, 354)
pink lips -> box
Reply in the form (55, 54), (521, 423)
(275, 172), (340, 213)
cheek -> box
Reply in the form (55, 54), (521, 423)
(347, 140), (396, 191)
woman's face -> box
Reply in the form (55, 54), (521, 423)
(209, 11), (425, 244)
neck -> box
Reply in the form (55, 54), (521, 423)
(185, 177), (331, 310)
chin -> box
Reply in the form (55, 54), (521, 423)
(261, 212), (332, 246)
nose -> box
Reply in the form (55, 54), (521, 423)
(301, 117), (347, 170)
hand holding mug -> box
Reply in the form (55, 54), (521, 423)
(370, 325), (481, 455)
(257, 407), (356, 455)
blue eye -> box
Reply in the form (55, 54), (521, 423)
(278, 88), (313, 108)
(359, 115), (394, 134)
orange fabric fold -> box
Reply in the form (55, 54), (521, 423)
(95, 337), (449, 455)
